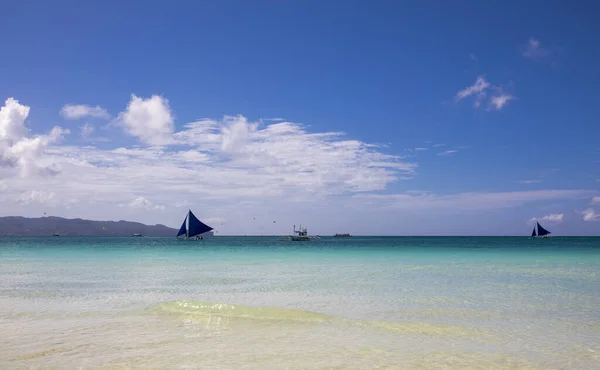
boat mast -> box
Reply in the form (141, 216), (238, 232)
(186, 210), (190, 239)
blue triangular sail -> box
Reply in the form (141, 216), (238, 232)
(531, 227), (536, 237)
(176, 216), (187, 237)
(536, 222), (551, 236)
(187, 210), (213, 237)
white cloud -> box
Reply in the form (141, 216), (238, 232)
(455, 76), (490, 107)
(490, 94), (515, 110)
(220, 115), (258, 154)
(518, 180), (541, 184)
(3, 95), (596, 234)
(580, 208), (600, 222)
(0, 95), (421, 231)
(116, 94), (174, 145)
(119, 196), (165, 210)
(1, 98), (70, 177)
(438, 150), (457, 156)
(0, 97), (30, 143)
(590, 196), (600, 205)
(528, 213), (564, 224)
(414, 147), (428, 151)
(204, 217), (226, 225)
(455, 76), (514, 111)
(17, 190), (57, 205)
(80, 123), (95, 138)
(60, 104), (110, 120)
(354, 190), (593, 211)
(522, 38), (550, 59)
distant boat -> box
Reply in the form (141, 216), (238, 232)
(334, 233), (352, 237)
(132, 233), (143, 237)
(531, 222), (551, 238)
(53, 233), (59, 237)
(176, 209), (213, 240)
(291, 224), (311, 241)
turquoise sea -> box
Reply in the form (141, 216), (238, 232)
(1, 236), (599, 369)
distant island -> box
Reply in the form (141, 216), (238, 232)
(0, 216), (180, 237)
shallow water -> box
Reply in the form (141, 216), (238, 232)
(1, 236), (599, 369)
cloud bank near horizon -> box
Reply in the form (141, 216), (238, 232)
(0, 95), (596, 234)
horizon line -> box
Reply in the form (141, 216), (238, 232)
(1, 235), (599, 238)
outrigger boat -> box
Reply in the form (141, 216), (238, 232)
(291, 224), (310, 241)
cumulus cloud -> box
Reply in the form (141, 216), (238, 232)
(580, 198), (600, 222)
(455, 76), (514, 111)
(1, 98), (69, 177)
(580, 208), (600, 222)
(490, 94), (515, 111)
(60, 104), (110, 120)
(80, 123), (95, 138)
(0, 97), (30, 143)
(119, 196), (166, 210)
(529, 213), (564, 224)
(0, 94), (422, 230)
(220, 115), (259, 154)
(2, 95), (594, 234)
(116, 94), (174, 145)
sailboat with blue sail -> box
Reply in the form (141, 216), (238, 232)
(531, 221), (551, 238)
(176, 209), (213, 240)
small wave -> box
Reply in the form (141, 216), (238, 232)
(15, 346), (72, 360)
(353, 319), (491, 339)
(408, 351), (539, 369)
(150, 300), (332, 324)
(150, 300), (490, 340)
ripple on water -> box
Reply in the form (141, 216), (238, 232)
(150, 300), (491, 340)
(150, 300), (333, 324)
(406, 351), (540, 370)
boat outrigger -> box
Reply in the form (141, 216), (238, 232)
(176, 209), (213, 240)
(531, 221), (551, 238)
(334, 233), (352, 237)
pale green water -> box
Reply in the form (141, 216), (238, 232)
(0, 236), (599, 369)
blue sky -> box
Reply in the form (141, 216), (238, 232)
(0, 0), (599, 235)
